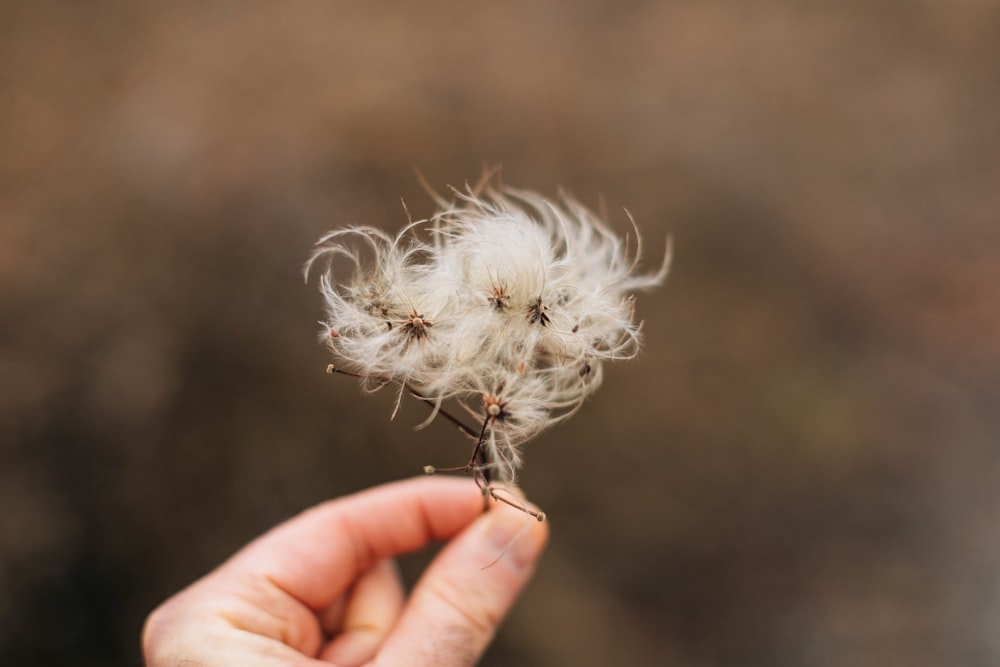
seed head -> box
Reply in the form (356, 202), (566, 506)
(306, 179), (670, 482)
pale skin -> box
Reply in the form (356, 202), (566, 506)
(142, 477), (549, 666)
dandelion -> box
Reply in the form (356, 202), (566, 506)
(305, 177), (670, 518)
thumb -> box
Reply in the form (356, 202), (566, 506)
(374, 498), (549, 666)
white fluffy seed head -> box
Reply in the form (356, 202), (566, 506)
(306, 180), (670, 482)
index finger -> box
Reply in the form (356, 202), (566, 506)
(220, 476), (486, 611)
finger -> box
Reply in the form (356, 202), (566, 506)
(375, 500), (549, 666)
(221, 476), (486, 613)
(318, 559), (405, 666)
(316, 595), (348, 640)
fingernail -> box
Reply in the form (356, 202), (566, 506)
(484, 507), (546, 569)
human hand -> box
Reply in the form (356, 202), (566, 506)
(142, 477), (548, 666)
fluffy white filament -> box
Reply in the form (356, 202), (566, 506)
(306, 182), (670, 483)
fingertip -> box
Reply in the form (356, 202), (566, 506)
(481, 500), (549, 570)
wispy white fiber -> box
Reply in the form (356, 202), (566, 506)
(306, 180), (670, 483)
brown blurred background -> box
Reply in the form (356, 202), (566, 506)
(2, 1), (999, 665)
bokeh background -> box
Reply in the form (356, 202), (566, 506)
(3, 2), (1000, 665)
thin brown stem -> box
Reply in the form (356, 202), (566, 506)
(327, 365), (479, 438)
(329, 365), (542, 516)
(485, 486), (546, 522)
(406, 389), (479, 439)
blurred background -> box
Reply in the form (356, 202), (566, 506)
(2, 1), (999, 665)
